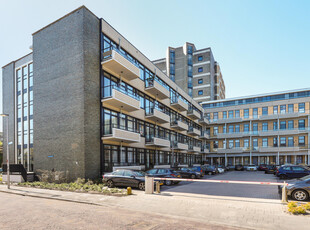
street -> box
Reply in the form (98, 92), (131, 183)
(162, 170), (282, 200)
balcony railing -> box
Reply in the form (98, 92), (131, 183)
(145, 78), (170, 99)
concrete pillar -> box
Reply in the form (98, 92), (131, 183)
(285, 155), (287, 164)
(266, 156), (269, 165)
(211, 157), (213, 165)
(277, 152), (280, 165)
(241, 156), (244, 165)
(294, 155), (297, 165)
(233, 156), (236, 166)
(225, 153), (227, 166)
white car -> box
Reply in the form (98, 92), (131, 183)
(246, 165), (257, 171)
(218, 168), (225, 173)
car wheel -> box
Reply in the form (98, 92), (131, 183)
(138, 182), (145, 190)
(292, 190), (309, 201)
(165, 180), (172, 186)
(279, 175), (287, 180)
(107, 180), (114, 188)
(191, 174), (196, 179)
(208, 172), (212, 175)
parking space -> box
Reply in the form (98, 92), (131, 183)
(161, 170), (282, 200)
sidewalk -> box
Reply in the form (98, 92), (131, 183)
(1, 184), (310, 230)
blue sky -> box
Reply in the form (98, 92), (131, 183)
(0, 0), (310, 129)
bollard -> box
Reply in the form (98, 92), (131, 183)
(127, 187), (132, 195)
(155, 181), (160, 194)
(281, 181), (288, 203)
(145, 176), (154, 194)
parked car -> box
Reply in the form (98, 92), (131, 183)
(258, 164), (268, 171)
(246, 165), (257, 171)
(203, 165), (218, 175)
(217, 167), (225, 174)
(218, 165), (229, 172)
(190, 166), (205, 177)
(145, 168), (181, 186)
(276, 165), (310, 179)
(103, 169), (147, 190)
(235, 165), (244, 171)
(0, 168), (2, 173)
(279, 175), (310, 201)
(173, 167), (201, 179)
(265, 165), (277, 174)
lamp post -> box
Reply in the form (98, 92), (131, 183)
(0, 114), (10, 189)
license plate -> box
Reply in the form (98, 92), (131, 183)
(177, 175), (180, 178)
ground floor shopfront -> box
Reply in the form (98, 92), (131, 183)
(206, 152), (310, 166)
(101, 144), (203, 173)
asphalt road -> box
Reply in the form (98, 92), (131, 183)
(161, 170), (283, 200)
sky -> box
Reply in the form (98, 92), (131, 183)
(0, 0), (310, 130)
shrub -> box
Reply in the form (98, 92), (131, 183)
(301, 203), (310, 211)
(287, 202), (298, 208)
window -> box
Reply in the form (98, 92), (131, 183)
(223, 126), (226, 133)
(198, 67), (203, 73)
(198, 56), (203, 61)
(244, 109), (249, 118)
(228, 140), (234, 149)
(244, 139), (249, 148)
(252, 123), (258, 132)
(262, 123), (268, 131)
(280, 105), (286, 114)
(288, 137), (294, 147)
(213, 127), (218, 135)
(223, 111), (227, 119)
(253, 108), (258, 118)
(188, 54), (193, 65)
(235, 125), (240, 133)
(214, 141), (218, 148)
(262, 107), (268, 115)
(273, 137), (278, 147)
(188, 65), (192, 77)
(170, 63), (175, 75)
(298, 119), (305, 129)
(288, 120), (294, 130)
(198, 79), (203, 84)
(235, 140), (240, 148)
(299, 136), (305, 146)
(280, 121), (286, 130)
(298, 103), (305, 113)
(228, 125), (234, 133)
(273, 121), (278, 130)
(188, 88), (193, 97)
(253, 138), (258, 148)
(213, 112), (218, 120)
(288, 104), (294, 113)
(228, 110), (234, 118)
(235, 110), (240, 118)
(280, 137), (286, 147)
(262, 138), (268, 147)
(273, 106), (278, 114)
(244, 124), (249, 132)
(169, 50), (175, 63)
(198, 90), (203, 96)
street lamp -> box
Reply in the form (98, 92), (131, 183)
(0, 114), (10, 189)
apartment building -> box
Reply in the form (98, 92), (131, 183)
(202, 89), (310, 166)
(2, 6), (209, 180)
(153, 44), (225, 104)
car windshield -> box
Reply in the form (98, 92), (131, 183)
(133, 171), (145, 177)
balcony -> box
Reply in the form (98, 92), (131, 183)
(145, 79), (170, 100)
(102, 85), (140, 112)
(187, 126), (200, 136)
(217, 147), (244, 154)
(102, 126), (140, 143)
(259, 128), (310, 137)
(199, 131), (210, 139)
(187, 108), (201, 119)
(145, 108), (170, 124)
(209, 117), (242, 124)
(201, 145), (210, 153)
(171, 141), (189, 151)
(171, 120), (189, 131)
(188, 145), (201, 153)
(259, 112), (308, 121)
(145, 136), (170, 148)
(170, 98), (189, 111)
(101, 47), (140, 81)
(198, 117), (209, 125)
(259, 146), (300, 153)
(216, 132), (244, 139)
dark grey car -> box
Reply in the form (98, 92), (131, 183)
(280, 175), (310, 201)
